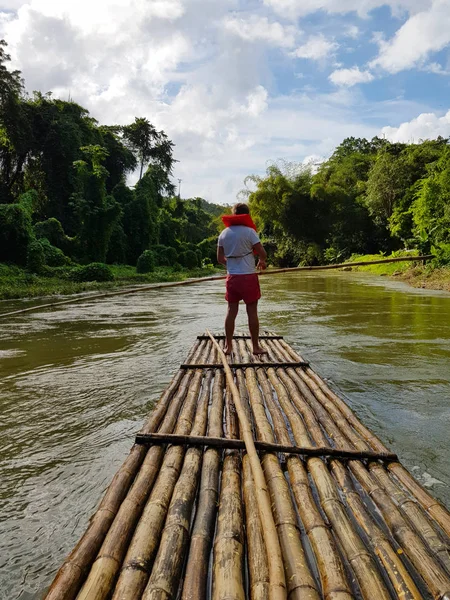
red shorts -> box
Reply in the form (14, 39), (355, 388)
(225, 273), (261, 304)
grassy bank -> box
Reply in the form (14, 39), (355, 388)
(347, 252), (450, 292)
(0, 263), (220, 301)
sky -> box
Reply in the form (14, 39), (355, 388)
(1, 0), (450, 204)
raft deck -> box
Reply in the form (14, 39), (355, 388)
(46, 333), (450, 600)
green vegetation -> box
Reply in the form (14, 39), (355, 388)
(348, 251), (421, 275)
(244, 138), (450, 270)
(1, 37), (449, 299)
(0, 263), (218, 300)
(346, 251), (450, 291)
(0, 40), (226, 299)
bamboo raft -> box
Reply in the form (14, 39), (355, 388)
(45, 333), (450, 600)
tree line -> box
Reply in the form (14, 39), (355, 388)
(244, 135), (450, 267)
(0, 40), (222, 280)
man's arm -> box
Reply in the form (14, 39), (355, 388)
(217, 245), (227, 266)
(253, 242), (267, 270)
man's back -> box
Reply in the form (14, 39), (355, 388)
(218, 226), (260, 275)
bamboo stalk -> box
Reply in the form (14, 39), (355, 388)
(243, 456), (270, 600)
(274, 341), (450, 581)
(253, 339), (392, 600)
(266, 340), (423, 599)
(352, 461), (450, 599)
(370, 462), (450, 572)
(235, 340), (320, 600)
(240, 344), (354, 600)
(181, 367), (224, 600)
(212, 381), (245, 600)
(109, 346), (211, 600)
(331, 460), (423, 600)
(134, 434), (398, 461)
(141, 369), (214, 600)
(269, 339), (450, 598)
(207, 331), (287, 600)
(44, 340), (201, 600)
(388, 463), (450, 538)
(277, 339), (450, 536)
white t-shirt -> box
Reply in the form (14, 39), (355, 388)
(218, 226), (260, 275)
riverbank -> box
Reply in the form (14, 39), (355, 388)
(347, 253), (450, 292)
(0, 263), (220, 300)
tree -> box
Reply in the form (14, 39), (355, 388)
(71, 145), (120, 262)
(122, 117), (175, 180)
(0, 40), (32, 202)
(411, 148), (450, 249)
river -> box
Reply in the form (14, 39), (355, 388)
(1, 272), (449, 599)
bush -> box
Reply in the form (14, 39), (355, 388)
(431, 243), (450, 267)
(70, 262), (114, 282)
(179, 249), (199, 269)
(136, 250), (156, 273)
(0, 203), (33, 265)
(151, 244), (178, 266)
(26, 240), (46, 274)
(40, 238), (70, 267)
(34, 218), (66, 247)
(197, 236), (217, 264)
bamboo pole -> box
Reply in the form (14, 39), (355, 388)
(278, 338), (450, 536)
(235, 340), (320, 600)
(265, 341), (422, 598)
(181, 365), (224, 600)
(212, 381), (245, 600)
(388, 463), (450, 538)
(141, 368), (214, 600)
(270, 339), (450, 598)
(44, 341), (201, 600)
(331, 460), (423, 600)
(0, 255), (434, 320)
(109, 346), (211, 600)
(207, 331), (287, 600)
(253, 339), (392, 600)
(77, 341), (207, 600)
(275, 341), (450, 576)
(268, 339), (424, 600)
(238, 339), (347, 600)
(369, 462), (450, 572)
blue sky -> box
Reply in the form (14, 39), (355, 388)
(1, 0), (450, 204)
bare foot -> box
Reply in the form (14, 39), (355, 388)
(252, 346), (268, 355)
(223, 346), (232, 355)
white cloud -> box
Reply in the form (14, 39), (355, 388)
(223, 14), (296, 48)
(291, 34), (338, 60)
(370, 0), (450, 73)
(345, 25), (360, 39)
(329, 66), (375, 86)
(263, 0), (431, 20)
(381, 110), (450, 142)
(424, 61), (450, 75)
(0, 0), (447, 206)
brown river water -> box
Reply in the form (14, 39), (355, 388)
(0, 272), (449, 599)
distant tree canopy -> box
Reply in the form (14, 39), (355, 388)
(244, 137), (450, 266)
(0, 40), (224, 271)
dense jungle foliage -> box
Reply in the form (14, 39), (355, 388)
(1, 38), (449, 285)
(244, 136), (450, 267)
(0, 40), (223, 284)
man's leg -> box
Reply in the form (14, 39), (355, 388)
(225, 302), (239, 354)
(246, 301), (266, 354)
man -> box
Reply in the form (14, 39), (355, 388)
(217, 203), (267, 355)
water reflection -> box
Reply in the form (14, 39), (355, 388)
(0, 272), (449, 599)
